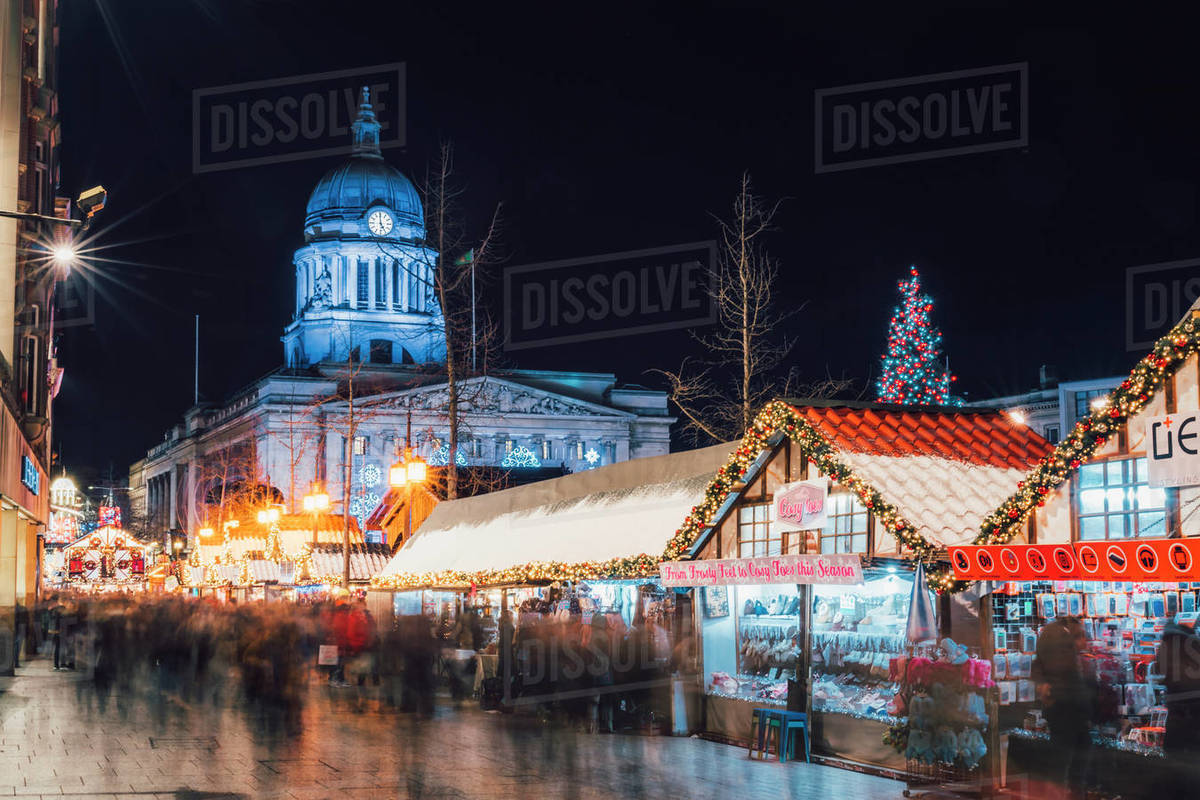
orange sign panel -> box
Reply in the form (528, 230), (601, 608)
(949, 538), (1200, 582)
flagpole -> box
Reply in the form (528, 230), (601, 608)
(471, 254), (477, 372)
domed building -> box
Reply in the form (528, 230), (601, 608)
(283, 90), (444, 368)
(130, 90), (673, 557)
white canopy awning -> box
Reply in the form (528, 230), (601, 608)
(380, 443), (735, 581)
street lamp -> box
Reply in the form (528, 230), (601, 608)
(303, 484), (330, 547)
(389, 448), (427, 546)
(198, 526), (215, 538)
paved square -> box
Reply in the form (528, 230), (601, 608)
(0, 657), (903, 799)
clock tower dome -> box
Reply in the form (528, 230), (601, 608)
(281, 88), (444, 368)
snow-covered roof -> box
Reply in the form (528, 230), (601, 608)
(379, 443), (735, 582)
(245, 543), (391, 584)
(793, 404), (1051, 548)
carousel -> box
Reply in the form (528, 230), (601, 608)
(62, 524), (148, 591)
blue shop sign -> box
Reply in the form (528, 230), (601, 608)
(21, 455), (39, 495)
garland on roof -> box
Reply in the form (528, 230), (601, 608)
(369, 553), (662, 591)
(924, 313), (1200, 590)
(661, 400), (942, 565)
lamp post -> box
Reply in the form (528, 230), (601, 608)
(302, 484), (330, 547)
(389, 447), (427, 547)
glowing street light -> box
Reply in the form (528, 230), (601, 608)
(198, 526), (215, 538)
(256, 507), (281, 525)
(390, 448), (427, 546)
(303, 484), (330, 547)
(51, 243), (78, 273)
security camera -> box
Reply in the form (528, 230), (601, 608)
(75, 186), (106, 227)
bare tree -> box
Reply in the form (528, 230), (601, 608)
(193, 437), (275, 531)
(387, 142), (503, 500)
(652, 173), (847, 443)
(271, 387), (321, 512)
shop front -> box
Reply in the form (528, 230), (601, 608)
(660, 400), (1050, 773)
(935, 303), (1200, 795)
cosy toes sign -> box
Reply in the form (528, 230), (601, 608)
(948, 537), (1200, 581)
(773, 480), (828, 531)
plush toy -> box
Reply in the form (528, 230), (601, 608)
(958, 727), (987, 767)
(933, 726), (959, 763)
(906, 729), (933, 763)
(941, 637), (969, 665)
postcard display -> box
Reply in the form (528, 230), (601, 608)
(989, 579), (1184, 755)
(700, 569), (917, 766)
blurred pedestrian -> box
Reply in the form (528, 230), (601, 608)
(1033, 616), (1093, 800)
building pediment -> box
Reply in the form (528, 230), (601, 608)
(353, 376), (632, 419)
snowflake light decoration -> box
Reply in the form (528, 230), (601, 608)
(359, 463), (382, 488)
(350, 491), (382, 527)
(430, 446), (467, 466)
(501, 445), (541, 468)
(584, 448), (600, 465)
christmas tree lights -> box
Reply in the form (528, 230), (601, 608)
(877, 267), (961, 406)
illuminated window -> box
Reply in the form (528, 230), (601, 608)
(357, 259), (369, 304)
(575, 441), (585, 460)
(504, 439), (514, 454)
(737, 504), (780, 557)
(1076, 457), (1167, 540)
(540, 441), (551, 460)
(821, 493), (869, 554)
(353, 435), (369, 456)
(1073, 389), (1109, 420)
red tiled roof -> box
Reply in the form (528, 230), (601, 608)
(792, 405), (1051, 469)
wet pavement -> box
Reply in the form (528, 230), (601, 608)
(0, 656), (903, 799)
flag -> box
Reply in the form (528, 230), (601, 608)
(906, 562), (938, 643)
(454, 248), (474, 267)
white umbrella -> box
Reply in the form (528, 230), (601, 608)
(906, 562), (938, 644)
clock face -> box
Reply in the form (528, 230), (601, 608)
(367, 209), (394, 236)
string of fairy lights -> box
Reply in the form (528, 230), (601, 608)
(924, 313), (1200, 589)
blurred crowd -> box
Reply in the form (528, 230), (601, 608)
(12, 590), (692, 737)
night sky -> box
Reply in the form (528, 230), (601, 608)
(52, 2), (1200, 486)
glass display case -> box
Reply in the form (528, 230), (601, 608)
(810, 571), (914, 721)
(702, 584), (804, 705)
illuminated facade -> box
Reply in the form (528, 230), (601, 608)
(130, 94), (672, 545)
(0, 0), (58, 673)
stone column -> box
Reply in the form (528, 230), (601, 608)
(0, 507), (19, 674)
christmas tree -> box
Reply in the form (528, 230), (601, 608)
(877, 266), (961, 406)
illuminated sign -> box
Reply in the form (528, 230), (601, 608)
(1147, 413), (1200, 488)
(948, 537), (1200, 581)
(774, 480), (828, 531)
(20, 456), (38, 495)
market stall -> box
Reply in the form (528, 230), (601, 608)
(63, 525), (148, 591)
(662, 399), (1049, 772)
(372, 443), (735, 721)
(937, 305), (1200, 795)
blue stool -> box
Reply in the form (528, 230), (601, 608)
(781, 713), (810, 763)
(748, 708), (782, 759)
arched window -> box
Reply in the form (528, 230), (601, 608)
(369, 339), (393, 364)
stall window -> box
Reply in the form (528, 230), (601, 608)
(737, 503), (779, 557)
(1076, 457), (1167, 540)
(821, 492), (869, 554)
